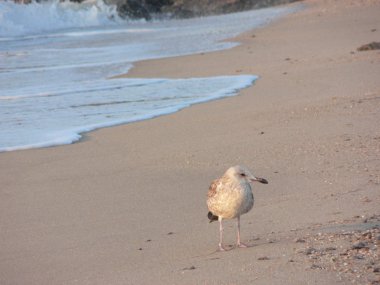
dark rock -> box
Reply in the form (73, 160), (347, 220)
(305, 247), (317, 255)
(67, 0), (305, 20)
(294, 238), (306, 243)
(161, 0), (303, 19)
(118, 0), (152, 20)
(145, 0), (173, 13)
(357, 42), (380, 51)
(182, 265), (196, 270)
(310, 264), (323, 269)
(352, 241), (369, 249)
(108, 0), (173, 20)
(258, 256), (270, 260)
(324, 246), (337, 251)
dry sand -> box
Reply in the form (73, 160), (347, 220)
(1, 0), (379, 284)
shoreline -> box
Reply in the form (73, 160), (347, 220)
(1, 4), (296, 154)
(1, 0), (379, 284)
(0, 75), (257, 153)
(120, 2), (303, 80)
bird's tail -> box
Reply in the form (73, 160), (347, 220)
(207, 211), (218, 223)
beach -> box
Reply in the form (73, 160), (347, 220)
(1, 0), (379, 284)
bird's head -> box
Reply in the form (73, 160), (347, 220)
(225, 165), (268, 184)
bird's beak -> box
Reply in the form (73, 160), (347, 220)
(250, 176), (268, 184)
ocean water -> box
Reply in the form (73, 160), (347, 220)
(0, 0), (294, 152)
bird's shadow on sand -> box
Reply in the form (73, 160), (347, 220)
(191, 238), (279, 260)
(206, 239), (275, 256)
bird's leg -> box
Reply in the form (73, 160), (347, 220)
(218, 217), (227, 251)
(237, 216), (248, 248)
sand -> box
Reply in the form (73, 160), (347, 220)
(1, 0), (379, 284)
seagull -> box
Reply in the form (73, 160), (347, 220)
(207, 165), (268, 251)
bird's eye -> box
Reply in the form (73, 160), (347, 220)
(240, 173), (246, 177)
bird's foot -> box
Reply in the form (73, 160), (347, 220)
(237, 242), (249, 248)
(218, 244), (228, 251)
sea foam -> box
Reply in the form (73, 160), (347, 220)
(0, 75), (257, 152)
(0, 1), (296, 152)
(0, 0), (121, 38)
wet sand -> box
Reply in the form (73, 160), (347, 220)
(1, 0), (379, 284)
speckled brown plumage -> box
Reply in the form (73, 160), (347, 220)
(206, 165), (268, 251)
(207, 175), (254, 220)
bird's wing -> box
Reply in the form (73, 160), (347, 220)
(207, 179), (219, 199)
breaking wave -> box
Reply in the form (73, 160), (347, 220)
(0, 0), (123, 37)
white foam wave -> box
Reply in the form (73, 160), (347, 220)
(0, 75), (257, 152)
(0, 0), (122, 37)
(0, 4), (298, 152)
